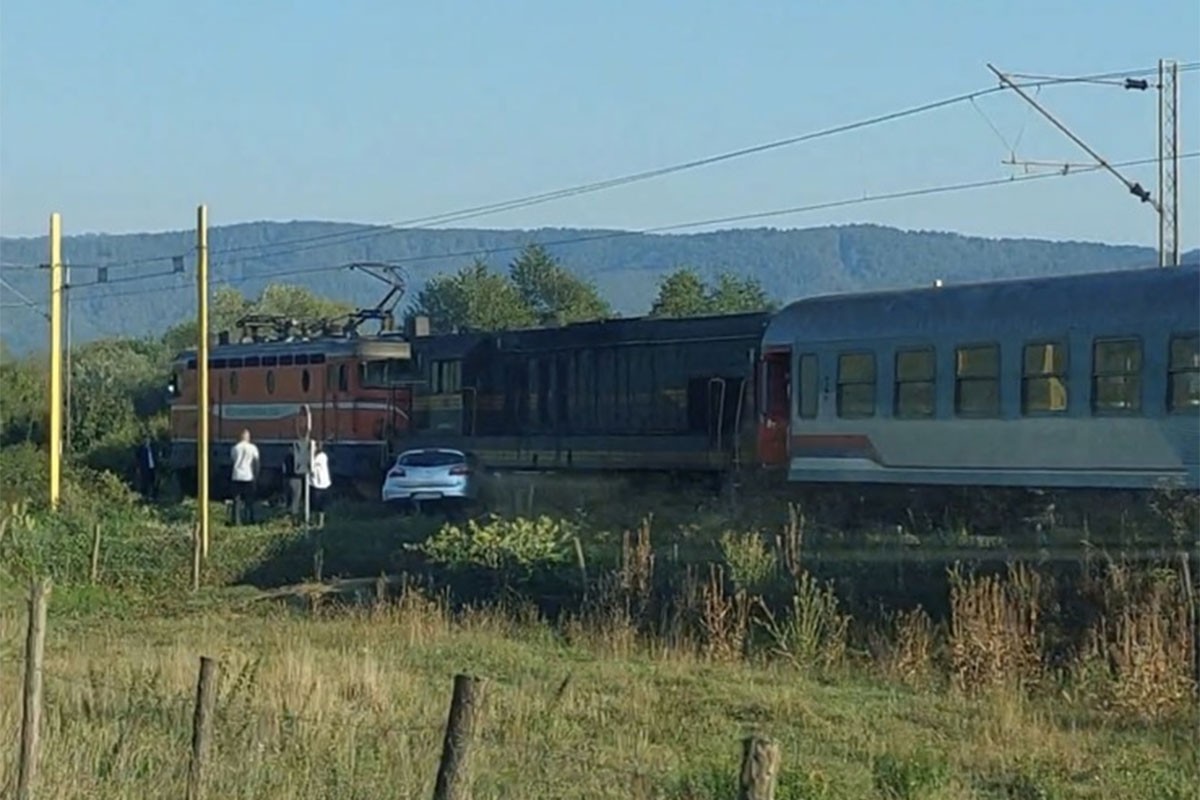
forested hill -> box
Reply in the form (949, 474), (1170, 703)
(0, 221), (1189, 354)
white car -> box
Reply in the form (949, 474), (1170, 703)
(381, 448), (478, 507)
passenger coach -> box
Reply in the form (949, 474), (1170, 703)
(756, 266), (1200, 490)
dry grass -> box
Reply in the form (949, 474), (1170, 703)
(1082, 562), (1197, 720)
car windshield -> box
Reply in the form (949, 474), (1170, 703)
(397, 450), (465, 468)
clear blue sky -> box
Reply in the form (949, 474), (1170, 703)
(1, 0), (1197, 248)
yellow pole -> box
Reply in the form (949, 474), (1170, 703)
(197, 205), (210, 559)
(48, 213), (63, 509)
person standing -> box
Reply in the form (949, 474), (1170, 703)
(135, 435), (157, 499)
(308, 441), (331, 529)
(283, 445), (304, 521)
(230, 429), (260, 525)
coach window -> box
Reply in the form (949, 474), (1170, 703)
(894, 348), (935, 418)
(955, 344), (1000, 417)
(265, 370), (276, 395)
(229, 371), (239, 396)
(837, 352), (876, 418)
(1022, 342), (1068, 414)
(1168, 333), (1199, 412)
(1091, 338), (1141, 413)
(301, 369), (311, 393)
(797, 353), (819, 418)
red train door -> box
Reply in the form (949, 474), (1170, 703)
(757, 349), (791, 467)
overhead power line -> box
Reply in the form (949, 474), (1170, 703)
(27, 150), (1190, 309)
(1, 62), (1179, 279)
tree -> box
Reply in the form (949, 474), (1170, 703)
(0, 351), (46, 445)
(411, 259), (535, 333)
(160, 283), (353, 354)
(649, 268), (775, 317)
(69, 338), (169, 455)
(508, 244), (610, 325)
(707, 273), (774, 314)
(648, 268), (709, 317)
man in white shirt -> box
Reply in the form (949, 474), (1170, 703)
(230, 429), (260, 525)
(308, 441), (332, 529)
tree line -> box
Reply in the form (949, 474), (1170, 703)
(411, 243), (774, 333)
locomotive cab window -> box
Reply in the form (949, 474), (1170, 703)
(360, 358), (415, 387)
(1168, 333), (1199, 412)
(955, 344), (999, 417)
(837, 352), (876, 418)
(894, 348), (935, 418)
(1022, 341), (1068, 414)
(434, 360), (462, 394)
(1091, 338), (1141, 413)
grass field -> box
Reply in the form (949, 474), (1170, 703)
(1, 584), (1196, 800)
(1, 471), (1197, 799)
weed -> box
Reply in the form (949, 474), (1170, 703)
(719, 529), (777, 594)
(756, 572), (848, 673)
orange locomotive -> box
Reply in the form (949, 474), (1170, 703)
(167, 331), (417, 496)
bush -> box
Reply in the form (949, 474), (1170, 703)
(413, 515), (575, 575)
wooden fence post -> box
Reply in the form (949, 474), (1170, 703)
(90, 523), (102, 584)
(432, 674), (484, 800)
(739, 735), (781, 800)
(17, 578), (51, 800)
(186, 656), (219, 800)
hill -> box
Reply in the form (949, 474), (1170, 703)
(0, 221), (1188, 354)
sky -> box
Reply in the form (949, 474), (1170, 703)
(1, 0), (1197, 249)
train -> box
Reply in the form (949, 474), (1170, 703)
(166, 264), (1200, 497)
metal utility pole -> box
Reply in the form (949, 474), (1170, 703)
(1158, 59), (1180, 267)
(48, 213), (63, 509)
(197, 205), (211, 560)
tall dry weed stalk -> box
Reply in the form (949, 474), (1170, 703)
(774, 503), (805, 581)
(1084, 562), (1196, 719)
(948, 564), (1043, 693)
(620, 516), (655, 619)
(880, 607), (936, 688)
(699, 565), (751, 662)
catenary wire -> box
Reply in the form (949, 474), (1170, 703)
(205, 65), (1191, 265)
